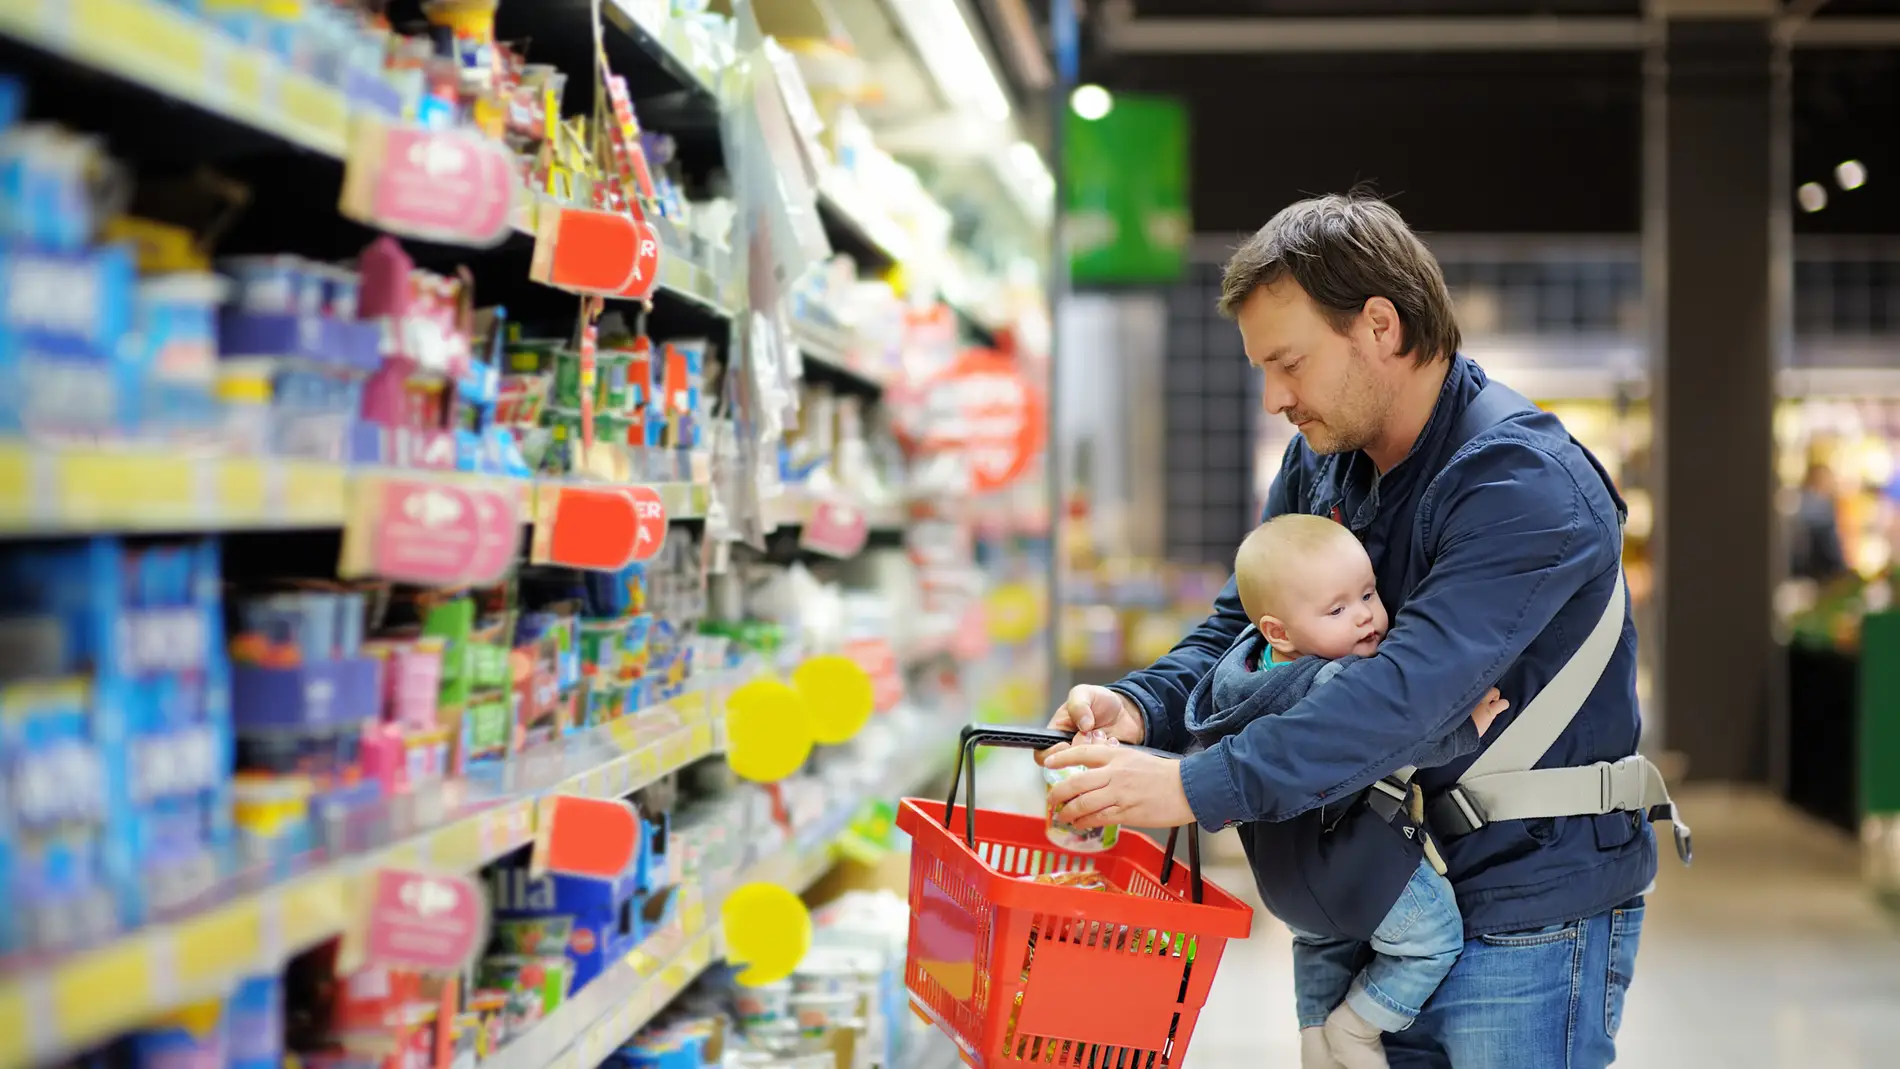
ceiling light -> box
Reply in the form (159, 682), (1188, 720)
(1836, 159), (1868, 191)
(1070, 84), (1113, 121)
(889, 0), (1012, 124)
(1798, 182), (1828, 213)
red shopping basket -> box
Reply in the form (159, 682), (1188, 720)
(897, 725), (1254, 1069)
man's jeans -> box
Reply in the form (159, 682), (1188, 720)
(1289, 859), (1465, 1032)
(1382, 900), (1647, 1068)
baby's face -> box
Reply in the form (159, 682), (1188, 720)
(1267, 540), (1388, 660)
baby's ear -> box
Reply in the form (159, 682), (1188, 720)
(1259, 615), (1298, 656)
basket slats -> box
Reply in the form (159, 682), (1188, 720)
(898, 798), (1253, 1068)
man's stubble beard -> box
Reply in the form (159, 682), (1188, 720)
(1298, 343), (1393, 457)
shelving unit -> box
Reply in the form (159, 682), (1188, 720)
(0, 0), (1050, 1066)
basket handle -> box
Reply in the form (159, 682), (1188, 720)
(942, 723), (1205, 905)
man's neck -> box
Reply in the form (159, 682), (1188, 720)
(1363, 355), (1453, 473)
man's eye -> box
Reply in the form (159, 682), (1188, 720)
(1284, 360), (1303, 374)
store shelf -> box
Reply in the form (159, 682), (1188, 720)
(481, 722), (962, 1069)
(0, 686), (731, 1069)
(767, 488), (906, 534)
(0, 0), (349, 156)
(0, 443), (712, 536)
(816, 176), (913, 272)
(792, 320), (888, 396)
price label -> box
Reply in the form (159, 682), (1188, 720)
(364, 868), (486, 973)
(797, 496), (869, 559)
(341, 120), (515, 246)
(531, 484), (668, 571)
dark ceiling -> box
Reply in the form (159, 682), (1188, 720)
(1050, 2), (1900, 235)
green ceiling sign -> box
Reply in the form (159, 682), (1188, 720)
(1064, 92), (1191, 284)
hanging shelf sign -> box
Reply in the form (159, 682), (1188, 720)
(340, 475), (524, 586)
(529, 206), (663, 298)
(796, 496), (869, 559)
(530, 483), (668, 571)
(362, 868), (488, 973)
(340, 121), (516, 247)
(529, 794), (643, 880)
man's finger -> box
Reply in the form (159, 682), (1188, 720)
(1068, 803), (1126, 830)
(1041, 744), (1115, 772)
(1057, 785), (1119, 826)
(1045, 765), (1113, 809)
(1067, 688), (1097, 732)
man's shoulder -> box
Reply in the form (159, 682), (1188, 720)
(1426, 420), (1623, 539)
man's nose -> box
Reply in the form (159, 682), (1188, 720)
(1262, 382), (1296, 415)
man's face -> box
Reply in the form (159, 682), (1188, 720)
(1237, 279), (1399, 456)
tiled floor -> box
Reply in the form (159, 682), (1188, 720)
(1189, 786), (1900, 1066)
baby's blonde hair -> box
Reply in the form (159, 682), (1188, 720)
(1235, 513), (1363, 626)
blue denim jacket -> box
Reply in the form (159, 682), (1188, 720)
(1112, 355), (1658, 937)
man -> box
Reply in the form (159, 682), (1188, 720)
(1042, 193), (1660, 1068)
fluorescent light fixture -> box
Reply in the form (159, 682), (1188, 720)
(1070, 84), (1113, 120)
(1798, 181), (1828, 213)
(1836, 159), (1868, 190)
(993, 139), (1054, 225)
(889, 0), (1013, 124)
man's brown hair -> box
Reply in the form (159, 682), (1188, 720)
(1218, 192), (1461, 366)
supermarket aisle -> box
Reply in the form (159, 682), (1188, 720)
(1192, 786), (1900, 1067)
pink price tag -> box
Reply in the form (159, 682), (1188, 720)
(798, 497), (869, 559)
(364, 868), (487, 972)
(344, 123), (516, 247)
(464, 487), (526, 584)
(368, 480), (481, 584)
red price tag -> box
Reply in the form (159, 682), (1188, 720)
(798, 497), (869, 559)
(340, 122), (516, 247)
(616, 220), (663, 302)
(529, 208), (663, 299)
(364, 868), (487, 973)
(531, 795), (643, 880)
(532, 484), (669, 571)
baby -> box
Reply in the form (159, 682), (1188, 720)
(1184, 513), (1505, 1069)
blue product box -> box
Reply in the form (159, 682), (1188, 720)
(0, 676), (119, 956)
(491, 848), (670, 992)
(0, 243), (137, 437)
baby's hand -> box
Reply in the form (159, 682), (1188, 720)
(1470, 687), (1510, 736)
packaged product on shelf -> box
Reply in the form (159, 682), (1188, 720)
(0, 536), (234, 944)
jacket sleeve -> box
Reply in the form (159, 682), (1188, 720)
(1402, 720), (1482, 770)
(1178, 439), (1621, 829)
(1107, 444), (1301, 755)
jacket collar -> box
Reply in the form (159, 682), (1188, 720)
(1322, 354), (1487, 530)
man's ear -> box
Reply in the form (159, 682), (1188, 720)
(1360, 296), (1404, 361)
(1259, 615), (1298, 657)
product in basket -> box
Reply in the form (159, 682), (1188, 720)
(1016, 868), (1119, 893)
(1041, 730), (1122, 853)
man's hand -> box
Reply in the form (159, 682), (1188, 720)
(1471, 686), (1510, 737)
(1042, 686), (1145, 766)
(1043, 745), (1194, 830)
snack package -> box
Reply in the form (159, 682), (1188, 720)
(1018, 869), (1116, 893)
(1042, 730), (1121, 854)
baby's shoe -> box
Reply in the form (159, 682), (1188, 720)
(1322, 1004), (1389, 1069)
(1300, 1026), (1346, 1069)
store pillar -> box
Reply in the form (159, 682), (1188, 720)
(1650, 9), (1787, 783)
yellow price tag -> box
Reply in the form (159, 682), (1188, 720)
(607, 717), (642, 752)
(174, 899), (263, 988)
(54, 939), (154, 1044)
(429, 817), (482, 869)
(282, 463), (346, 523)
(0, 445), (32, 528)
(0, 981), (31, 1068)
(218, 459), (268, 522)
(278, 72), (347, 148)
(636, 746), (661, 780)
(61, 452), (191, 526)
